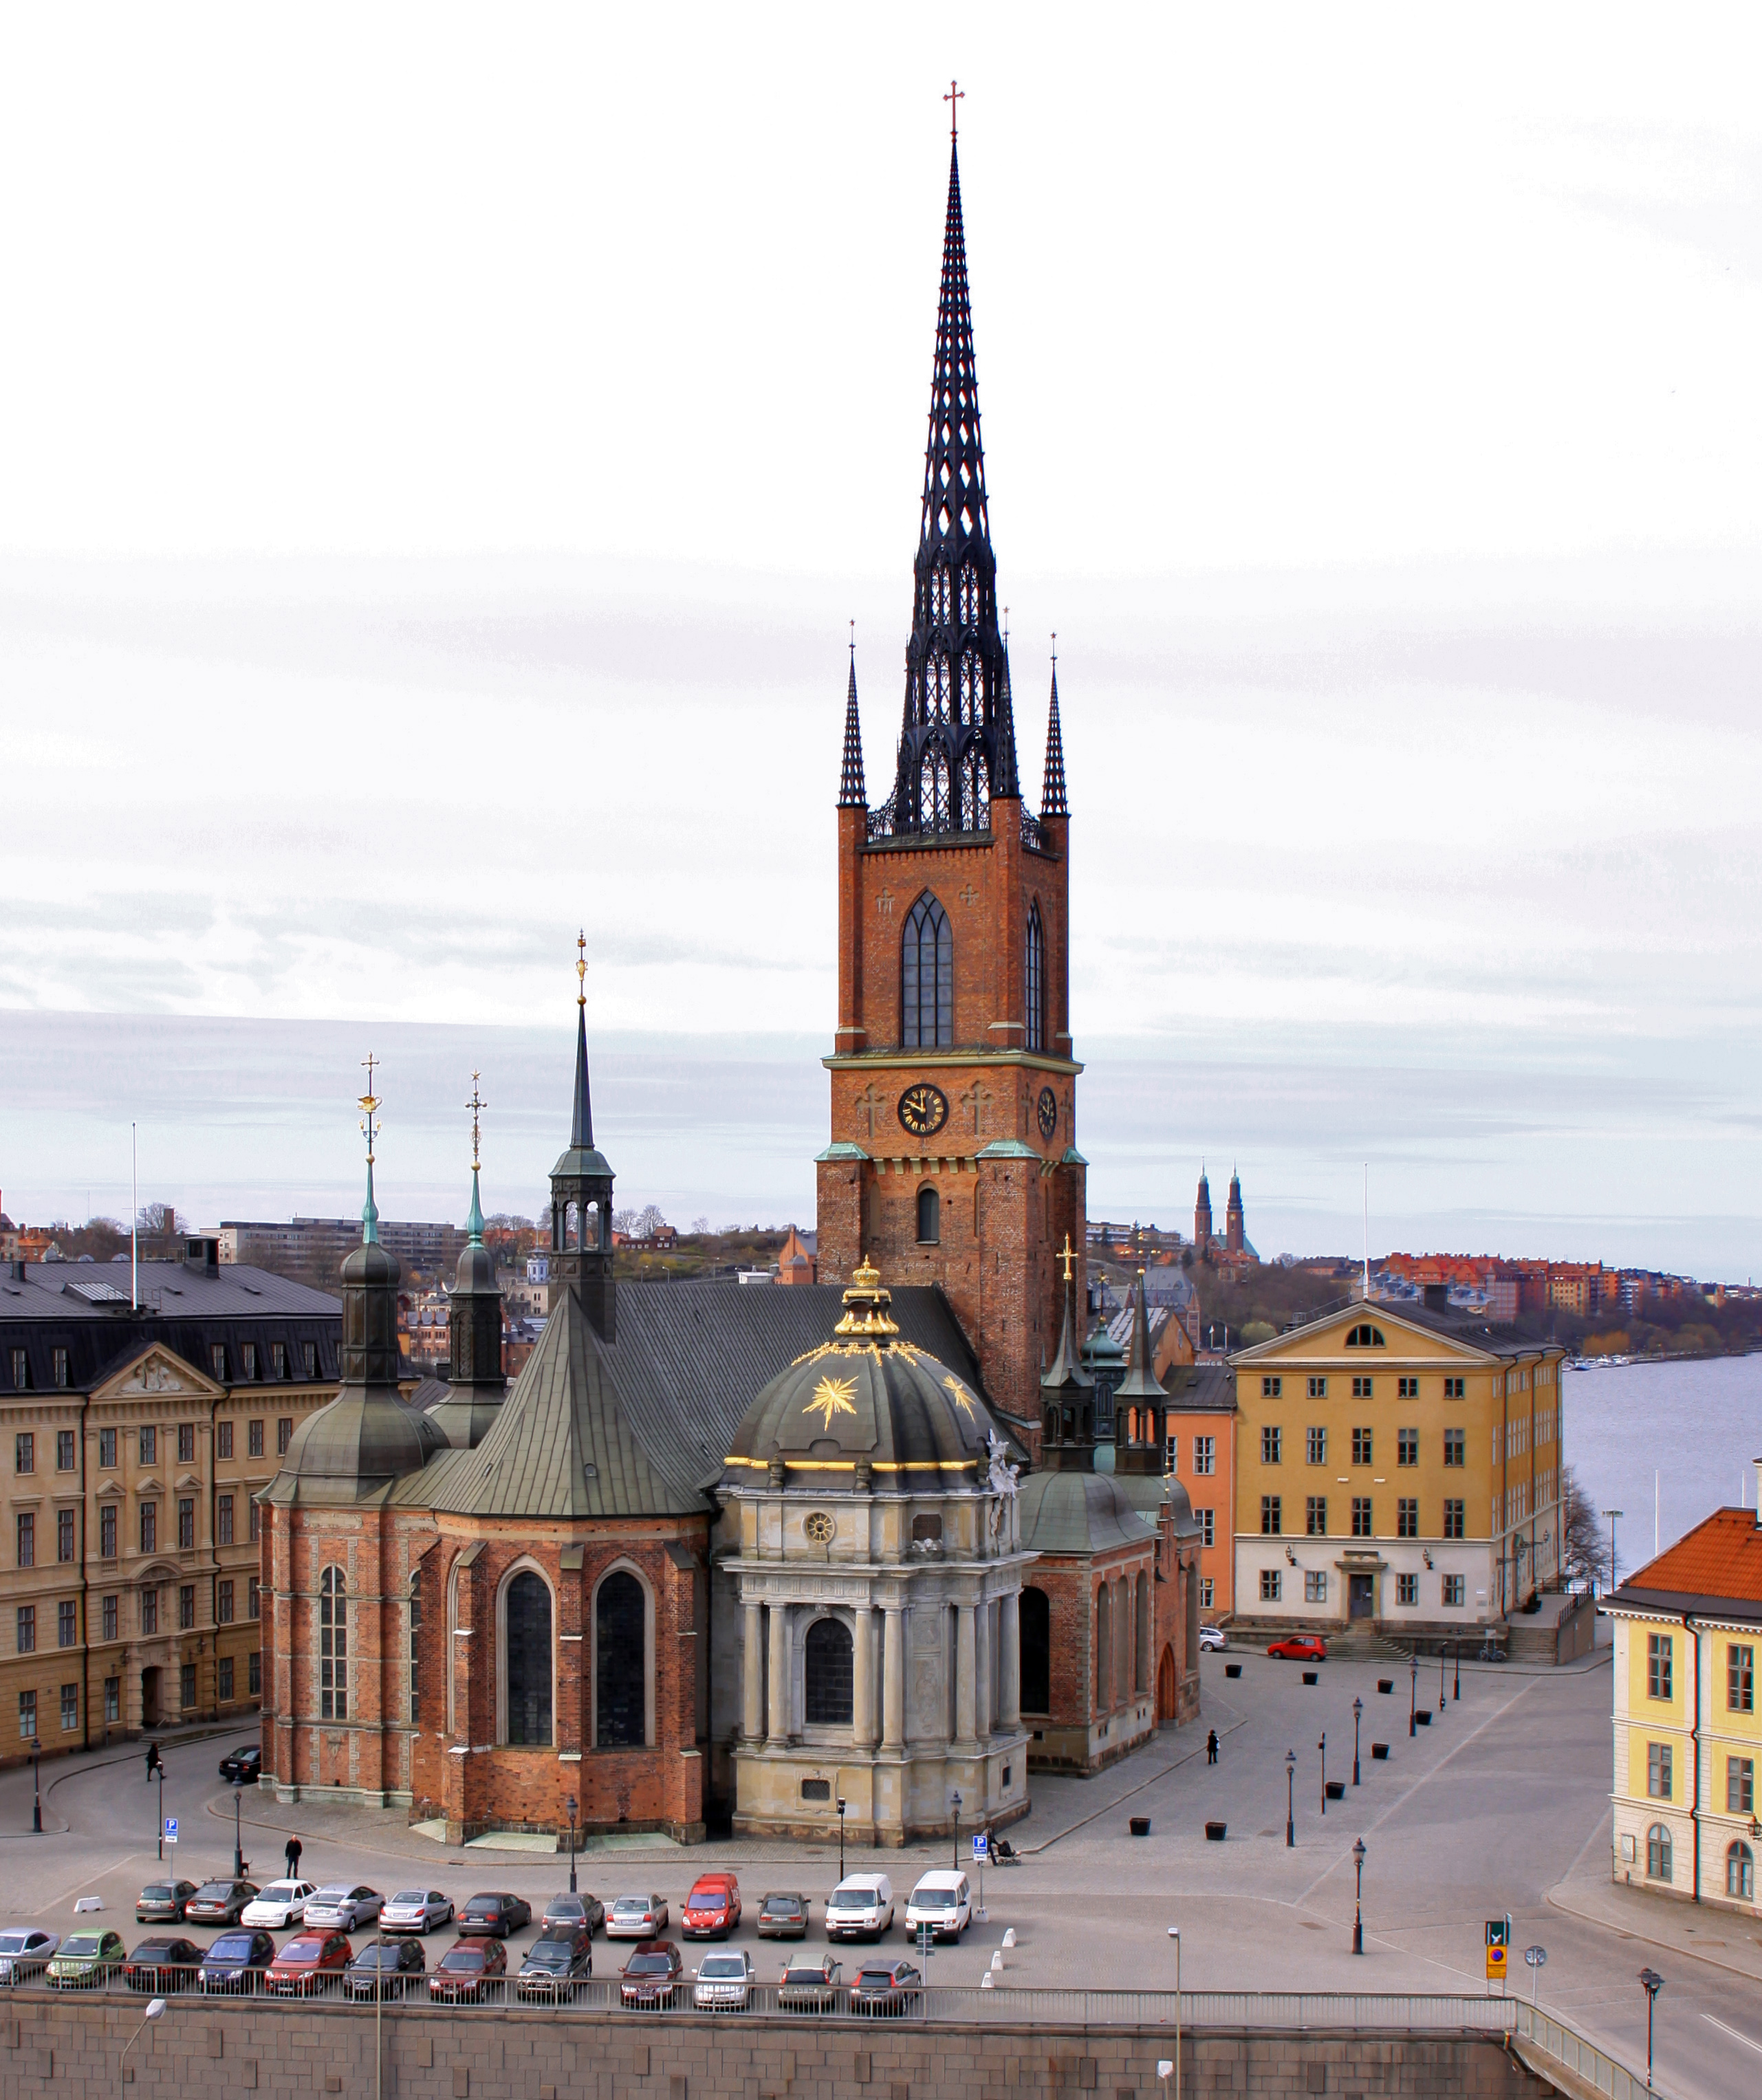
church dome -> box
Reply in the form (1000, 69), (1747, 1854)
(724, 1260), (995, 1484)
(1016, 1467), (1156, 1553)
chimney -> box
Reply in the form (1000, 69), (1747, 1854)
(1423, 1282), (1450, 1313)
(183, 1236), (220, 1278)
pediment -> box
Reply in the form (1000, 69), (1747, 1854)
(92, 1343), (224, 1404)
(1232, 1302), (1502, 1368)
(177, 1472), (204, 1491)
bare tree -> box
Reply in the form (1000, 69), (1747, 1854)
(1560, 1463), (1613, 1594)
(636, 1203), (666, 1238)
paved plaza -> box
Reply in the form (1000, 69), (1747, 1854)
(3, 1643), (1758, 2097)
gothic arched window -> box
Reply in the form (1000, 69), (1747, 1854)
(1025, 901), (1045, 1052)
(504, 1570), (552, 1747)
(920, 744), (951, 829)
(1096, 1584), (1113, 1709)
(959, 744), (990, 831)
(804, 1617), (853, 1727)
(319, 1566), (347, 1720)
(1020, 1586), (1051, 1714)
(917, 1185), (940, 1245)
(595, 1570), (646, 1749)
(407, 1569), (421, 1726)
(902, 893), (953, 1049)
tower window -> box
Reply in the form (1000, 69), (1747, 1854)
(1025, 901), (1045, 1053)
(504, 1570), (553, 1747)
(916, 1185), (940, 1245)
(803, 1616), (854, 1727)
(319, 1565), (347, 1720)
(595, 1571), (647, 1749)
(902, 893), (953, 1048)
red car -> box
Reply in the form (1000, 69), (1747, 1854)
(264, 1930), (352, 1997)
(619, 1939), (684, 2009)
(430, 1936), (506, 2002)
(1265, 1635), (1327, 1661)
(679, 1874), (741, 1939)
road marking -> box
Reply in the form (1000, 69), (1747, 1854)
(1704, 2013), (1762, 2057)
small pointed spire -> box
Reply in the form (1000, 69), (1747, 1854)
(838, 626), (867, 807)
(1116, 1267), (1166, 1401)
(571, 932), (594, 1150)
(1041, 640), (1069, 818)
(994, 628), (1020, 801)
(465, 1070), (487, 1246)
(357, 1051), (382, 1245)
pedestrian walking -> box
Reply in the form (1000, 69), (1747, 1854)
(285, 1834), (303, 1879)
(1206, 1729), (1219, 1766)
(144, 1741), (162, 1782)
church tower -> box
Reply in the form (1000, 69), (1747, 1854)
(547, 937), (617, 1342)
(1225, 1168), (1245, 1258)
(817, 119), (1083, 1441)
(1193, 1168), (1212, 1260)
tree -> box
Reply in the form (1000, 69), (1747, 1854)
(690, 1216), (710, 1236)
(1560, 1464), (1613, 1594)
(611, 1210), (638, 1236)
(136, 1203), (184, 1239)
(636, 1204), (666, 1238)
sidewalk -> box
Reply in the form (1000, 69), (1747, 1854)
(1547, 1847), (1762, 1988)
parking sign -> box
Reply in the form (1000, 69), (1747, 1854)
(164, 1817), (178, 1844)
(972, 1832), (988, 1861)
(1485, 1916), (1508, 1984)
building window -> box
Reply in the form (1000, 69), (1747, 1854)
(52, 1350), (69, 1388)
(1351, 1376), (1373, 1399)
(1647, 1742), (1673, 1799)
(1397, 1428), (1418, 1467)
(138, 1425), (155, 1466)
(1728, 1841), (1756, 1902)
(100, 1506), (117, 1559)
(16, 1605), (34, 1654)
(57, 1510), (74, 1562)
(101, 1595), (117, 1642)
(409, 1572), (421, 1725)
(55, 1432), (74, 1472)
(1025, 900), (1045, 1053)
(1306, 1376), (1325, 1399)
(248, 1650), (261, 1696)
(60, 1683), (77, 1731)
(1351, 1497), (1373, 1538)
(216, 1421), (233, 1461)
(104, 1677), (119, 1723)
(217, 1579), (234, 1624)
(1646, 1823), (1671, 1881)
(1396, 1573), (1418, 1606)
(1305, 1496), (1327, 1537)
(17, 1689), (36, 1739)
(248, 1419), (264, 1458)
(1164, 1434), (1179, 1473)
(1443, 1377), (1466, 1399)
(1261, 1426), (1282, 1465)
(139, 1503), (156, 1554)
(1199, 1577), (1215, 1609)
(1730, 1645), (1755, 1714)
(219, 1656), (235, 1702)
(16, 1513), (34, 1568)
(1647, 1633), (1673, 1702)
(140, 1588), (158, 1635)
(1193, 1437), (1215, 1476)
(1397, 1377), (1419, 1399)
(270, 1344), (287, 1381)
(1304, 1571), (1327, 1604)
(1444, 1428), (1466, 1467)
(180, 1663), (195, 1710)
(278, 1417), (294, 1454)
(901, 891), (954, 1049)
(505, 1569), (554, 1747)
(805, 1615), (855, 1727)
(1442, 1574), (1466, 1606)
(14, 1433), (33, 1475)
(1397, 1498), (1418, 1539)
(178, 1423), (196, 1464)
(98, 1427), (116, 1470)
(248, 1575), (259, 1619)
(594, 1570), (646, 1748)
(210, 1343), (228, 1381)
(1443, 1498), (1466, 1540)
(319, 1566), (347, 1720)
(1729, 1756), (1755, 1815)
(1345, 1324), (1385, 1348)
(1197, 1509), (1215, 1547)
(301, 1344), (318, 1380)
(248, 1501), (259, 1546)
(916, 1185), (940, 1245)
(217, 1495), (234, 1546)
(1020, 1586), (1051, 1712)
(1262, 1377), (1282, 1399)
(241, 1344), (257, 1381)
(8, 1350), (26, 1390)
(1259, 1568), (1282, 1603)
(1305, 1427), (1327, 1465)
(58, 1600), (76, 1648)
(1351, 1428), (1373, 1465)
(178, 1499), (195, 1550)
(179, 1584), (195, 1630)
(1261, 1496), (1282, 1536)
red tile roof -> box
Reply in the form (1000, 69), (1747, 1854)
(1623, 1507), (1762, 1609)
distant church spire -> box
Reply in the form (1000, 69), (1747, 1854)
(570, 932), (594, 1151)
(552, 935), (617, 1342)
(886, 119), (1019, 836)
(357, 1052), (382, 1245)
(1041, 642), (1069, 818)
(838, 626), (867, 807)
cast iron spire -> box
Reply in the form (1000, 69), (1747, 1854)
(887, 115), (1019, 836)
(838, 628), (867, 807)
(569, 934), (594, 1151)
(1041, 645), (1069, 818)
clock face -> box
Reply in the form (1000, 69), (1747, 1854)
(898, 1083), (949, 1139)
(1037, 1086), (1058, 1141)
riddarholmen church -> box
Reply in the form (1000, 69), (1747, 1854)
(260, 122), (1201, 1848)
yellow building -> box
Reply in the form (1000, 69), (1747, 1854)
(1230, 1291), (1565, 1637)
(1603, 1482), (1761, 1914)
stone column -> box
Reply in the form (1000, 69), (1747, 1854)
(975, 1597), (992, 1740)
(742, 1600), (764, 1742)
(853, 1606), (877, 1748)
(766, 1601), (790, 1746)
(998, 1590), (1021, 1729)
(882, 1605), (905, 1750)
(955, 1601), (978, 1748)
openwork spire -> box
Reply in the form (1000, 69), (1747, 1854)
(887, 129), (1019, 836)
(1041, 648), (1069, 818)
(357, 1052), (382, 1245)
(570, 932), (594, 1150)
(838, 633), (867, 807)
(465, 1070), (487, 1245)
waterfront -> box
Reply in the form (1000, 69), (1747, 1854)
(1566, 1351), (1762, 1575)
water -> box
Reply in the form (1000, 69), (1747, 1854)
(1565, 1354), (1762, 1579)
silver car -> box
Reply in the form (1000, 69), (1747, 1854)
(606, 1894), (669, 1940)
(693, 1949), (754, 2010)
(0, 1930), (59, 1985)
(380, 1889), (454, 1935)
(303, 1883), (384, 1932)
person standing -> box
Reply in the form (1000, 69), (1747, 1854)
(1206, 1728), (1219, 1766)
(285, 1834), (303, 1880)
(144, 1741), (162, 1782)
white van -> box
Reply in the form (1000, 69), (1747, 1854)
(904, 1869), (972, 1942)
(824, 1874), (894, 1940)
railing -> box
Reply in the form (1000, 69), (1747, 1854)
(1514, 2002), (1666, 2099)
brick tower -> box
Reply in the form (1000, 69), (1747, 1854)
(816, 125), (1083, 1443)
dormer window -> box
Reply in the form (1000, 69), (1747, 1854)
(1345, 1324), (1386, 1348)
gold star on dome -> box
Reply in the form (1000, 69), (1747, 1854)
(942, 1375), (976, 1419)
(803, 1375), (858, 1430)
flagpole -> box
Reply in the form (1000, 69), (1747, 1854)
(131, 1123), (138, 1311)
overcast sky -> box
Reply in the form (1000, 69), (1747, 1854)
(2, 7), (1759, 1273)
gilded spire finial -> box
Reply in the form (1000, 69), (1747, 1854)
(464, 1069), (488, 1245)
(357, 1052), (382, 1245)
(576, 930), (587, 1008)
(467, 1070), (487, 1172)
(1058, 1232), (1076, 1283)
(944, 78), (964, 142)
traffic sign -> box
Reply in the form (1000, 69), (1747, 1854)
(972, 1832), (988, 1861)
(1523, 1947), (1547, 1969)
(1485, 1916), (1509, 1985)
(164, 1817), (178, 1844)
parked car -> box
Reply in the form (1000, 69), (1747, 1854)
(46, 1929), (127, 1989)
(124, 1937), (202, 1993)
(429, 1936), (506, 2003)
(0, 1930), (59, 1985)
(265, 1930), (352, 1998)
(185, 1881), (259, 1926)
(303, 1883), (384, 1932)
(457, 1892), (530, 1938)
(217, 1744), (262, 1784)
(606, 1894), (669, 1940)
(1265, 1635), (1327, 1662)
(904, 1870), (971, 1943)
(692, 1948), (754, 2010)
(824, 1875), (893, 1941)
(680, 1873), (741, 1939)
(539, 1892), (605, 1936)
(197, 1929), (277, 1994)
(756, 1893), (809, 1940)
(242, 1881), (318, 1929)
(515, 1927), (594, 2000)
(619, 1940), (684, 2009)
(778, 1954), (843, 2014)
(851, 1959), (922, 2017)
(380, 1889), (455, 1935)
(135, 1879), (199, 1925)
(1197, 1625), (1228, 1653)
(345, 1938), (427, 2000)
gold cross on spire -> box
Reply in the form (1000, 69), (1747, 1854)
(944, 78), (964, 141)
(358, 1052), (381, 1162)
(576, 929), (587, 1008)
(1058, 1232), (1076, 1283)
(466, 1069), (487, 1171)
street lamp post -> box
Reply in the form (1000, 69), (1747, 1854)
(1439, 1645), (1446, 1716)
(565, 1794), (578, 1894)
(1351, 1698), (1362, 1786)
(1638, 1967), (1663, 2089)
(1165, 1926), (1182, 2100)
(156, 1765), (164, 1862)
(1602, 1509), (1624, 1595)
(1453, 1639), (1460, 1702)
(232, 1779), (245, 1878)
(119, 1997), (165, 2098)
(1285, 1749), (1296, 1848)
(837, 1796), (848, 1883)
(1408, 1650), (1418, 1738)
(1318, 1732), (1327, 1816)
(950, 1789), (961, 1873)
(1351, 1838), (1366, 1956)
(31, 1736), (42, 1834)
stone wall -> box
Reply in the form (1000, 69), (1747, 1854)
(1, 2002), (1560, 2100)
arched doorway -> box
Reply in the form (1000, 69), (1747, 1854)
(1019, 1587), (1051, 1714)
(1156, 1645), (1177, 1725)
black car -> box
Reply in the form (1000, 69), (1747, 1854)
(458, 1892), (531, 1938)
(185, 1880), (259, 1926)
(124, 1938), (203, 1993)
(516, 1927), (593, 2000)
(217, 1744), (262, 1784)
(198, 1929), (276, 1993)
(344, 1938), (427, 2000)
(851, 1959), (922, 2017)
(539, 1892), (605, 1936)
